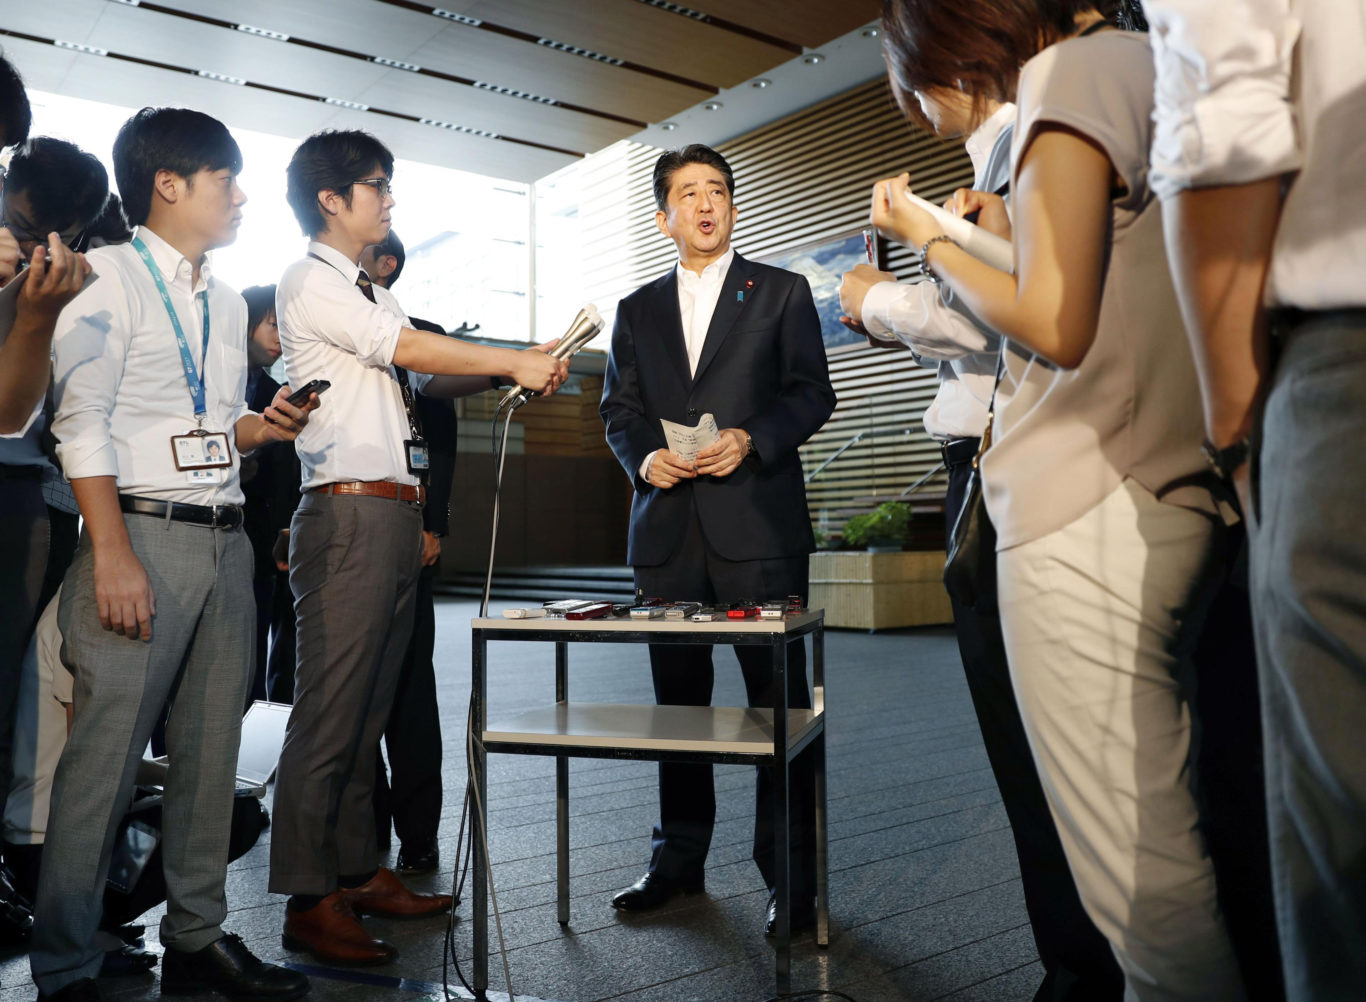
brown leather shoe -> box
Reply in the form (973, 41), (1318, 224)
(281, 892), (397, 966)
(340, 867), (452, 918)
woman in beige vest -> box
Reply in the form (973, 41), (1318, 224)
(871, 2), (1245, 999)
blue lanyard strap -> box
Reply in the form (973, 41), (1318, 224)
(131, 236), (212, 421)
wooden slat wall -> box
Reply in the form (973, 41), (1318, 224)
(460, 373), (614, 458)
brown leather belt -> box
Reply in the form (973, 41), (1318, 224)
(308, 480), (425, 504)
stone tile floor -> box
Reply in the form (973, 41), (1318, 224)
(0, 599), (1039, 1002)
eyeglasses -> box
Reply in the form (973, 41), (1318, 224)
(351, 177), (393, 197)
(1, 205), (89, 255)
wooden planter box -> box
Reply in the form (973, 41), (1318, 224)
(808, 550), (953, 631)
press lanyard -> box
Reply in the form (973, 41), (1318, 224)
(132, 236), (212, 425)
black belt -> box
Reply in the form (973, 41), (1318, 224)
(119, 494), (243, 530)
(0, 463), (46, 482)
(1270, 305), (1366, 339)
(940, 437), (982, 469)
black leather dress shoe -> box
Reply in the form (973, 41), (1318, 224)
(161, 933), (310, 999)
(101, 941), (158, 976)
(395, 842), (439, 875)
(764, 890), (817, 937)
(610, 871), (705, 912)
(37, 978), (104, 1002)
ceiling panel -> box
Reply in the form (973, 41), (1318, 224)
(1, 0), (107, 47)
(3, 1), (876, 184)
(450, 0), (797, 89)
(314, 106), (576, 182)
(354, 72), (632, 153)
(405, 26), (707, 124)
(683, 1), (882, 50)
(160, 0), (711, 122)
(52, 56), (337, 144)
(158, 0), (438, 57)
(94, 5), (391, 102)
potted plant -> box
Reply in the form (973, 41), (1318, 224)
(841, 501), (910, 552)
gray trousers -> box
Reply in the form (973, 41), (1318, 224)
(1250, 309), (1366, 1001)
(30, 514), (252, 994)
(269, 492), (422, 896)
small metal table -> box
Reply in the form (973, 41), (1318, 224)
(469, 611), (829, 995)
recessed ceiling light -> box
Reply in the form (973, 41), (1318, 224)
(703, 101), (724, 111)
(751, 78), (771, 89)
(660, 122), (679, 131)
(803, 53), (825, 65)
(861, 27), (880, 38)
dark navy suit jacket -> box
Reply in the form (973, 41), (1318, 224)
(600, 252), (836, 566)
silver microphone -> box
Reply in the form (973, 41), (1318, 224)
(500, 304), (604, 409)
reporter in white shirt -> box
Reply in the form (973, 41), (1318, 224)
(269, 129), (566, 967)
(1144, 3), (1366, 998)
(35, 106), (313, 1002)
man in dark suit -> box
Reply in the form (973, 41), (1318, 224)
(240, 284), (303, 707)
(600, 144), (836, 934)
(359, 231), (455, 875)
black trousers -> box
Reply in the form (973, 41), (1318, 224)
(1187, 526), (1284, 1001)
(0, 484), (77, 795)
(633, 499), (816, 899)
(373, 566), (444, 851)
(944, 457), (1123, 1002)
(264, 567), (297, 705)
(247, 576), (273, 709)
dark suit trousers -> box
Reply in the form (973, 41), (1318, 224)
(944, 458), (1123, 1001)
(269, 493), (422, 895)
(373, 565), (444, 851)
(0, 484), (77, 795)
(264, 567), (297, 704)
(633, 494), (816, 898)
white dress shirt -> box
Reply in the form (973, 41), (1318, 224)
(51, 226), (249, 505)
(862, 102), (1016, 441)
(277, 241), (432, 490)
(677, 247), (734, 377)
(638, 249), (734, 480)
(1146, 0), (1366, 309)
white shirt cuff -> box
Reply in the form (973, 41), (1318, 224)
(860, 282), (905, 340)
(55, 440), (119, 481)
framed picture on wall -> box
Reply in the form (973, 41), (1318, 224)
(755, 228), (885, 354)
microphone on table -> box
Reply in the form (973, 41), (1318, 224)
(499, 304), (604, 410)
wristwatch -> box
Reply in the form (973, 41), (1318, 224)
(1201, 437), (1251, 481)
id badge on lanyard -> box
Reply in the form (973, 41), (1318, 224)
(132, 237), (228, 484)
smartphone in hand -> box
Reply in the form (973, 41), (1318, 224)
(285, 379), (331, 408)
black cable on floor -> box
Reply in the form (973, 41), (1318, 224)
(444, 401), (521, 1002)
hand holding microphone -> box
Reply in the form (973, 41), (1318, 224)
(501, 304), (603, 409)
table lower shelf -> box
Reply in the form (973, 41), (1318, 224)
(482, 702), (822, 758)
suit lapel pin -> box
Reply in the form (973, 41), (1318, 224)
(737, 291), (744, 302)
(745, 279), (755, 288)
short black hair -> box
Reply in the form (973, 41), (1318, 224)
(285, 130), (394, 238)
(0, 53), (31, 150)
(373, 229), (405, 286)
(112, 107), (242, 226)
(652, 144), (734, 212)
(5, 137), (109, 237)
(86, 193), (133, 247)
(241, 284), (277, 336)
